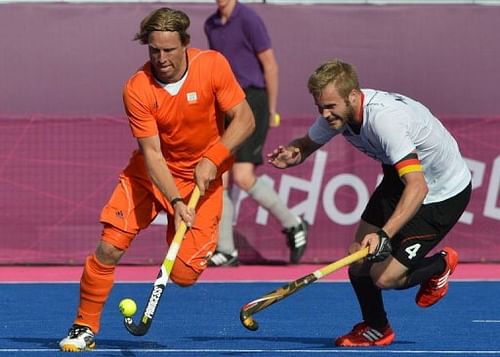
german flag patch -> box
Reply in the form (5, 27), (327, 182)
(394, 153), (422, 177)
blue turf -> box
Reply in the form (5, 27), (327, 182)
(0, 281), (499, 356)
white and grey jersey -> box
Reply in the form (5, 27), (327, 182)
(308, 89), (471, 204)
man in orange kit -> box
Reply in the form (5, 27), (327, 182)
(59, 7), (254, 352)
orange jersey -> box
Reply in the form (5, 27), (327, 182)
(123, 48), (245, 180)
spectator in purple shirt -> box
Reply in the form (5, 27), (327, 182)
(204, 0), (308, 266)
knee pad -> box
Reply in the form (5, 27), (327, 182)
(170, 258), (201, 287)
(101, 224), (135, 250)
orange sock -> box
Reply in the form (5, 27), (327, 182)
(74, 254), (115, 334)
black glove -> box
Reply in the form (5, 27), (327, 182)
(367, 230), (392, 262)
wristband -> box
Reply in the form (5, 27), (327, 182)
(203, 140), (231, 168)
(170, 197), (183, 207)
(376, 229), (389, 240)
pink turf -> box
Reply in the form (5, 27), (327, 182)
(0, 263), (499, 282)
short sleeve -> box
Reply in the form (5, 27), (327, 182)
(243, 11), (272, 53)
(212, 52), (245, 112)
(123, 77), (158, 138)
(308, 116), (339, 145)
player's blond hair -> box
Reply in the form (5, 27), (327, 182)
(134, 7), (191, 46)
(307, 59), (360, 100)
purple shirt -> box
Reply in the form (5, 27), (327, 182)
(204, 2), (271, 89)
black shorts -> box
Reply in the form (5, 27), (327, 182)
(361, 165), (471, 268)
(228, 86), (269, 165)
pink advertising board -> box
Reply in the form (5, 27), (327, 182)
(1, 116), (498, 264)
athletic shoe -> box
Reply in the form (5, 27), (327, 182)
(416, 247), (458, 308)
(59, 324), (95, 352)
(208, 250), (239, 267)
(335, 321), (395, 347)
(283, 218), (309, 264)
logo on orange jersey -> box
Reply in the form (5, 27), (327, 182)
(200, 251), (213, 267)
(186, 92), (198, 104)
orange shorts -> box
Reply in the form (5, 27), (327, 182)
(100, 152), (222, 273)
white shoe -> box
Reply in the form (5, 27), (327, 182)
(59, 324), (95, 352)
(208, 250), (239, 267)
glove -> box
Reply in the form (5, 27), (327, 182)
(367, 230), (392, 262)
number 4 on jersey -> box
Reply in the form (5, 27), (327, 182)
(405, 243), (421, 260)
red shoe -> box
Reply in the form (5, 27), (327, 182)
(335, 322), (395, 347)
(416, 247), (458, 308)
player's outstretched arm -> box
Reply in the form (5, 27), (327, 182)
(267, 145), (301, 169)
(268, 134), (322, 169)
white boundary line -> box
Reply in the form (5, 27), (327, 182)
(1, 348), (500, 354)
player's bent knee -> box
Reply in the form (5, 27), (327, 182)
(99, 225), (133, 264)
(371, 273), (398, 289)
(170, 259), (201, 287)
(372, 277), (390, 289)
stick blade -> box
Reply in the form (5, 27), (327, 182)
(239, 309), (259, 331)
(124, 317), (150, 336)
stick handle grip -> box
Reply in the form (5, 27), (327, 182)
(314, 246), (369, 279)
(163, 186), (201, 272)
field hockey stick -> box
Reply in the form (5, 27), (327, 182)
(123, 185), (201, 336)
(240, 246), (369, 331)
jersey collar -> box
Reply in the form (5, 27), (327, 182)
(347, 91), (365, 135)
(357, 90), (365, 123)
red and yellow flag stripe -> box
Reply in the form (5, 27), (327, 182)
(394, 158), (422, 177)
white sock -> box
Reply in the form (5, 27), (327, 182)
(248, 177), (299, 229)
(216, 189), (236, 253)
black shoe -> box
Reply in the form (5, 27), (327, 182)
(283, 218), (309, 264)
(208, 250), (239, 267)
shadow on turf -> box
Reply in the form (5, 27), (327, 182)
(5, 336), (168, 355)
(235, 230), (289, 266)
(188, 335), (415, 347)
